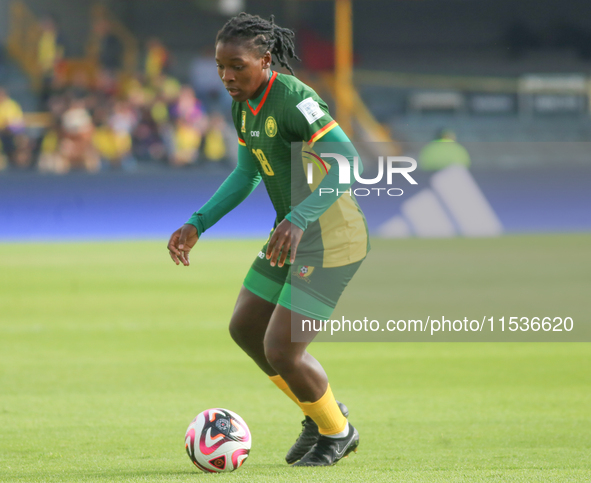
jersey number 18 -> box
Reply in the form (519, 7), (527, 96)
(252, 149), (275, 176)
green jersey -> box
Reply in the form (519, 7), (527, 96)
(230, 71), (369, 268)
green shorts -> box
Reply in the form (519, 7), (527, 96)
(243, 244), (363, 321)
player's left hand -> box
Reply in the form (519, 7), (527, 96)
(266, 219), (303, 268)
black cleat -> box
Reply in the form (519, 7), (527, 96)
(285, 400), (349, 464)
(292, 422), (359, 467)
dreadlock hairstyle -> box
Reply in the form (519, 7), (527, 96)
(216, 12), (301, 75)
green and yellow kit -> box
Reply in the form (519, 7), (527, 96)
(231, 70), (369, 268)
(187, 70), (370, 319)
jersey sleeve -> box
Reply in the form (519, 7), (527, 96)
(186, 144), (261, 237)
(281, 90), (339, 144)
(286, 125), (362, 232)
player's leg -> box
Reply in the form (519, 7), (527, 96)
(263, 303), (327, 400)
(266, 260), (364, 401)
(261, 302), (348, 464)
(264, 261), (364, 466)
(228, 247), (307, 409)
(228, 244), (288, 374)
(228, 285), (277, 376)
(264, 303), (358, 466)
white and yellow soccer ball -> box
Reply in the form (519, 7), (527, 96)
(185, 408), (251, 473)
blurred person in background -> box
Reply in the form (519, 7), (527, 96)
(110, 100), (137, 138)
(171, 85), (206, 129)
(145, 38), (170, 83)
(125, 73), (149, 107)
(108, 100), (137, 170)
(0, 87), (32, 169)
(131, 106), (166, 163)
(190, 46), (232, 114)
(46, 86), (69, 125)
(419, 128), (471, 171)
(150, 93), (171, 128)
(167, 117), (201, 167)
(46, 66), (69, 111)
(0, 140), (7, 171)
(148, 74), (181, 128)
(125, 74), (167, 163)
(59, 99), (99, 172)
(92, 104), (135, 171)
(69, 70), (92, 101)
(38, 14), (65, 109)
(35, 42), (235, 172)
(11, 131), (34, 170)
(93, 18), (123, 73)
(0, 87), (24, 142)
(202, 111), (235, 167)
(165, 85), (208, 167)
(91, 68), (118, 112)
(38, 118), (66, 174)
(158, 74), (182, 104)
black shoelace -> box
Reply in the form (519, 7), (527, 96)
(295, 417), (313, 438)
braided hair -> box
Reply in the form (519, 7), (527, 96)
(216, 13), (301, 75)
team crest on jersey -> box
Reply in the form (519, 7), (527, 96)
(294, 265), (314, 283)
(265, 116), (277, 137)
(241, 111), (246, 133)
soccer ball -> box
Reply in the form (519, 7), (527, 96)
(185, 408), (251, 473)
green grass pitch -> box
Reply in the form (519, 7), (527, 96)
(0, 235), (589, 482)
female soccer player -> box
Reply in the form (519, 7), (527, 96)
(167, 13), (369, 467)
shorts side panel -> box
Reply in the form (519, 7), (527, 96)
(243, 267), (284, 304)
(277, 284), (335, 320)
(243, 247), (290, 304)
(277, 259), (364, 319)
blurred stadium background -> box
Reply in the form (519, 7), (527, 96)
(0, 0), (590, 240)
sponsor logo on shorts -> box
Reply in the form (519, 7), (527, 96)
(258, 251), (265, 259)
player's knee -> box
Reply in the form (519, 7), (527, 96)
(264, 346), (288, 372)
(263, 342), (298, 374)
(228, 317), (249, 348)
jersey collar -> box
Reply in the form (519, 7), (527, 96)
(246, 70), (277, 116)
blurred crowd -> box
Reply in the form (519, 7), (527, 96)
(0, 17), (236, 174)
(35, 65), (236, 174)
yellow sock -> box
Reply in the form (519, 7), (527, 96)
(269, 375), (308, 416)
(299, 384), (347, 435)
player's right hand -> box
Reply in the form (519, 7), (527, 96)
(167, 224), (198, 266)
